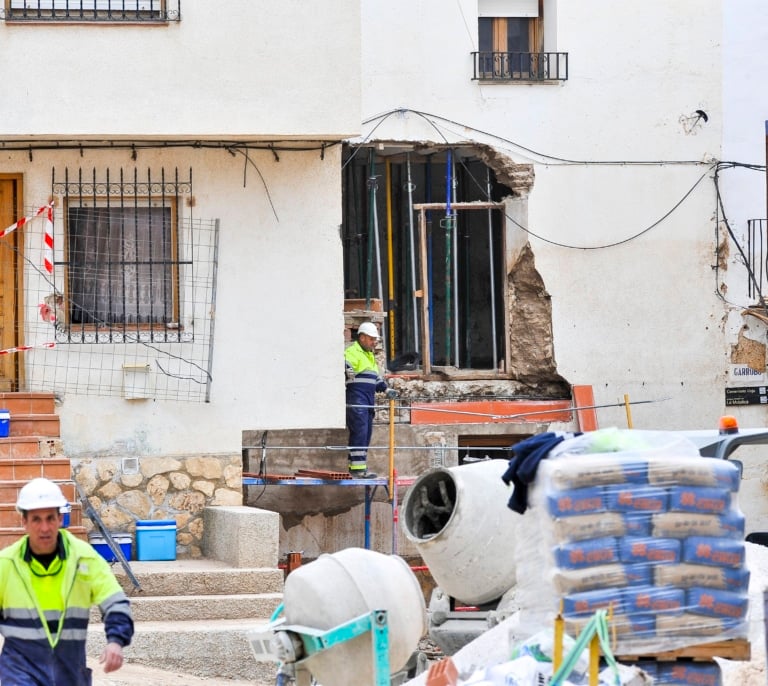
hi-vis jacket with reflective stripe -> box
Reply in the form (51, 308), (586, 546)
(0, 528), (134, 686)
(344, 341), (387, 407)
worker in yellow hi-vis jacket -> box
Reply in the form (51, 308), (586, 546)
(345, 322), (394, 479)
(0, 478), (134, 685)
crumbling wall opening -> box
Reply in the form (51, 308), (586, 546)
(342, 142), (567, 396)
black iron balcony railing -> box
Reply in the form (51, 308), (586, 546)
(2, 0), (180, 22)
(747, 219), (768, 302)
(472, 51), (568, 82)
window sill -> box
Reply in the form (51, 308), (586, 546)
(474, 78), (564, 86)
(56, 327), (191, 344)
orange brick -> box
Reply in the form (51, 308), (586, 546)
(0, 438), (41, 460)
(42, 460), (70, 480)
(426, 657), (459, 686)
(9, 416), (60, 438)
(0, 393), (55, 415)
(13, 461), (43, 480)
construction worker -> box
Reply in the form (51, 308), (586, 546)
(0, 477), (134, 685)
(344, 322), (395, 478)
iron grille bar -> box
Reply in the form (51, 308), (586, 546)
(747, 219), (767, 303)
(2, 0), (180, 22)
(471, 51), (568, 82)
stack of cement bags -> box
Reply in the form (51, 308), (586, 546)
(527, 430), (748, 656)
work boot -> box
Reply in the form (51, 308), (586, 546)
(349, 470), (378, 479)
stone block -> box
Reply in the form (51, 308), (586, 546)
(203, 505), (279, 568)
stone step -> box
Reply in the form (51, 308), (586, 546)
(0, 392), (56, 416)
(0, 478), (77, 503)
(90, 592), (283, 623)
(111, 559), (284, 596)
(0, 437), (47, 459)
(9, 413), (60, 437)
(0, 457), (70, 481)
(87, 618), (279, 683)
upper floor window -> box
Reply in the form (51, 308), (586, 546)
(473, 0), (568, 82)
(3, 0), (180, 22)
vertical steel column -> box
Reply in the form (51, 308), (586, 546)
(406, 154), (419, 353)
(385, 159), (395, 359)
(365, 150), (376, 307)
(372, 173), (386, 348)
(426, 157), (434, 362)
(451, 152), (459, 367)
(444, 151), (453, 365)
(204, 220), (219, 403)
(486, 168), (498, 369)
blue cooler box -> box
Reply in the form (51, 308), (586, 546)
(0, 409), (10, 438)
(89, 533), (133, 562)
(136, 519), (177, 561)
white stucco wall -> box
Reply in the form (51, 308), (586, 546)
(0, 1), (360, 138)
(362, 0), (726, 429)
(2, 145), (347, 456)
(360, 0), (768, 533)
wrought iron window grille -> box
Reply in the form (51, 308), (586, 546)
(2, 0), (180, 23)
(471, 51), (568, 82)
(52, 166), (195, 343)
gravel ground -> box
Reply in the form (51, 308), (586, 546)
(90, 660), (272, 686)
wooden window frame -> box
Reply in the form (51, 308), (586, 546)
(63, 199), (180, 333)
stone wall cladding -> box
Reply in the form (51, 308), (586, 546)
(73, 454), (242, 558)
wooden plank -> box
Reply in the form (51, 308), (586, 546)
(616, 638), (750, 662)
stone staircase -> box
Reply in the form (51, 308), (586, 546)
(0, 392), (285, 682)
(0, 392), (86, 547)
(87, 558), (283, 682)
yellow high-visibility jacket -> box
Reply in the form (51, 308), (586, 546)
(0, 528), (133, 685)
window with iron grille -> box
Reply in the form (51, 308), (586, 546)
(3, 0), (180, 22)
(53, 167), (191, 342)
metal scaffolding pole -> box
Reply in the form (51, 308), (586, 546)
(486, 167), (498, 369)
(406, 153), (419, 353)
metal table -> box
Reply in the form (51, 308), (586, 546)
(242, 476), (391, 550)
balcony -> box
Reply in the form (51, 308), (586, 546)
(471, 51), (568, 82)
(746, 219), (768, 304)
(2, 0), (180, 22)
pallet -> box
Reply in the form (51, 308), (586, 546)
(615, 638), (750, 662)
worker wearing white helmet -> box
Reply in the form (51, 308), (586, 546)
(344, 322), (396, 478)
(0, 477), (133, 684)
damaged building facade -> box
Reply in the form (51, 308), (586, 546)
(247, 0), (768, 554)
(0, 2), (767, 557)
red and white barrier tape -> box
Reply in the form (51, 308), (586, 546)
(0, 203), (54, 274)
(0, 342), (55, 356)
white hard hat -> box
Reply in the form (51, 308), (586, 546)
(357, 322), (380, 339)
(16, 478), (68, 513)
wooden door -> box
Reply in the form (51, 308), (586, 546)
(0, 178), (22, 391)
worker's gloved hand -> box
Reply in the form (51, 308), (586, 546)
(345, 366), (355, 381)
(386, 388), (398, 399)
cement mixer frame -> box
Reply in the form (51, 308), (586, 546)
(249, 605), (392, 685)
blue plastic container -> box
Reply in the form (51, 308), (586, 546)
(89, 533), (133, 562)
(60, 504), (71, 528)
(0, 409), (10, 438)
(136, 519), (176, 561)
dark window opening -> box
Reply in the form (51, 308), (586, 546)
(67, 206), (176, 326)
(458, 434), (531, 465)
(342, 147), (511, 373)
